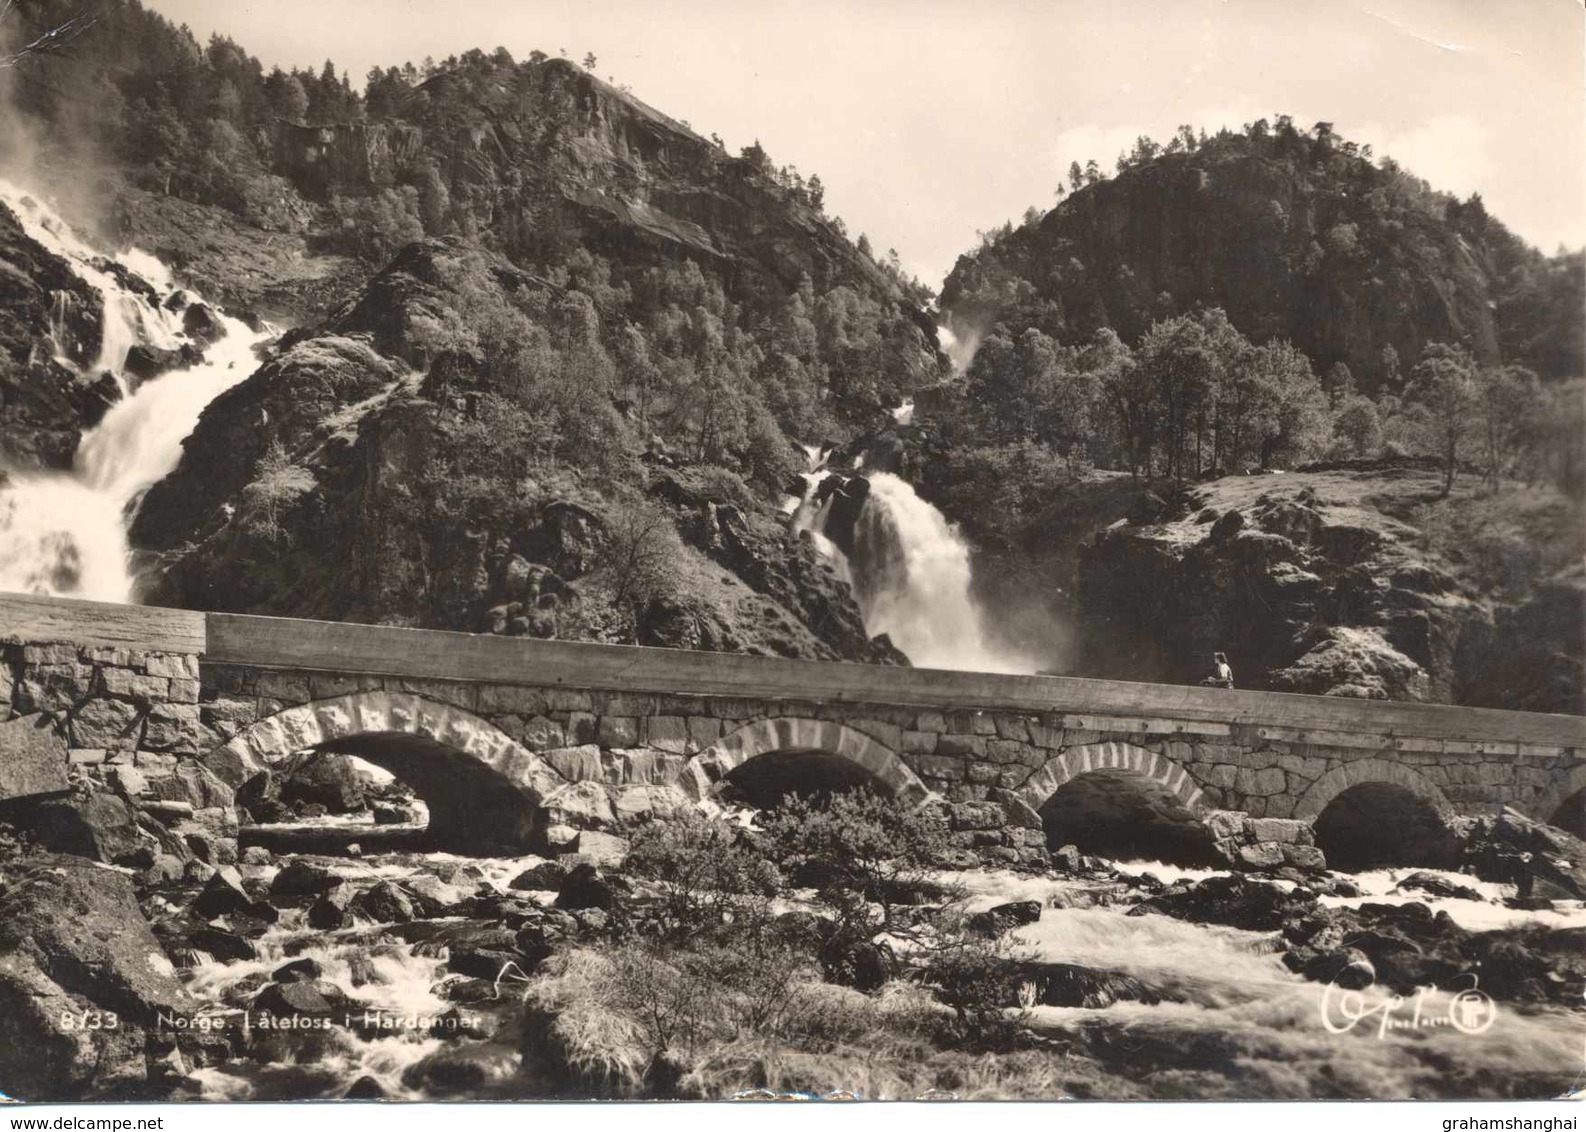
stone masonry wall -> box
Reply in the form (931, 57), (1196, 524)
(5, 633), (1583, 872)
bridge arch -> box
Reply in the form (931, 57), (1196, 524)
(1294, 758), (1456, 870)
(680, 717), (932, 810)
(1533, 763), (1586, 839)
(1015, 742), (1216, 864)
(204, 691), (566, 854)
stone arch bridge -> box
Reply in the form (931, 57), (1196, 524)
(3, 594), (1583, 867)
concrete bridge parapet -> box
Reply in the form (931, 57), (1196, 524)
(3, 593), (1584, 863)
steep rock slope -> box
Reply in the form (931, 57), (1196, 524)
(0, 201), (118, 469)
(131, 240), (900, 664)
(1075, 461), (1584, 712)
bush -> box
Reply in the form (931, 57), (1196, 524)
(920, 930), (1035, 1050)
(624, 811), (782, 941)
(761, 790), (960, 984)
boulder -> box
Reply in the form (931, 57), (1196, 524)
(269, 859), (344, 899)
(307, 886), (354, 930)
(1014, 962), (1168, 1008)
(967, 900), (1043, 938)
(253, 979), (345, 1017)
(1394, 871), (1486, 902)
(0, 856), (195, 1100)
(573, 830), (629, 867)
(0, 713), (69, 801)
(17, 791), (155, 865)
(1461, 807), (1586, 901)
(1133, 873), (1317, 932)
(554, 862), (616, 912)
(508, 859), (568, 892)
(279, 755), (366, 814)
(181, 302), (225, 345)
(271, 957), (324, 983)
(194, 867), (278, 923)
(350, 880), (416, 924)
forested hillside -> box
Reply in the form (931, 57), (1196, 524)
(2, 0), (940, 658)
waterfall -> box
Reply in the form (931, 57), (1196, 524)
(792, 442), (1029, 674)
(0, 180), (272, 603)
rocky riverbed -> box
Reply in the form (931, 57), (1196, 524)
(3, 811), (1583, 1102)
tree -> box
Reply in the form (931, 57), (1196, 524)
(582, 51), (597, 71)
(1332, 395), (1383, 457)
(1067, 161), (1083, 191)
(1406, 342), (1479, 497)
(1473, 364), (1542, 489)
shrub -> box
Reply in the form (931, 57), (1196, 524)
(919, 930), (1035, 1050)
(761, 790), (960, 984)
(624, 811), (782, 941)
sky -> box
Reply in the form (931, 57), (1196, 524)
(148, 0), (1585, 288)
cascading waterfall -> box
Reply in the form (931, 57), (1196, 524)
(792, 444), (1030, 674)
(0, 180), (272, 602)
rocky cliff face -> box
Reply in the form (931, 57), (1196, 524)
(0, 201), (118, 470)
(131, 240), (900, 665)
(1074, 461), (1585, 712)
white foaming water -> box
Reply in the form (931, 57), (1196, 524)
(946, 867), (1583, 1099)
(848, 471), (1029, 673)
(0, 181), (270, 602)
(891, 399), (914, 426)
(936, 323), (980, 373)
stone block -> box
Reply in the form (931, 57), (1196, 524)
(686, 715), (720, 751)
(545, 745), (604, 782)
(1282, 844), (1327, 870)
(1027, 723), (1063, 749)
(574, 831), (629, 868)
(602, 695), (656, 718)
(915, 754), (966, 781)
(598, 715), (640, 748)
(945, 782), (990, 802)
(20, 644), (77, 665)
(545, 689), (594, 713)
(915, 711), (946, 734)
(901, 730), (937, 755)
(991, 791), (1044, 830)
(971, 713), (998, 736)
(565, 711), (598, 745)
(851, 718), (902, 752)
(141, 703), (203, 754)
(985, 739), (1028, 765)
(543, 780), (616, 829)
(646, 715), (689, 755)
(478, 684), (549, 715)
(143, 653), (199, 680)
(307, 671), (373, 699)
(518, 715), (566, 751)
(70, 698), (142, 750)
(1235, 843), (1285, 870)
(1201, 763), (1237, 788)
(252, 670), (311, 703)
(392, 677), (477, 711)
(967, 762), (1001, 784)
(997, 766), (1033, 790)
(1249, 818), (1304, 844)
(993, 715), (1030, 743)
(936, 734), (985, 759)
(97, 668), (169, 704)
(0, 713), (69, 800)
(945, 711), (978, 736)
(1203, 810), (1248, 841)
(106, 765), (148, 797)
(68, 748), (106, 765)
(17, 663), (93, 712)
(613, 785), (689, 823)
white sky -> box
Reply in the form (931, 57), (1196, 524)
(149, 0), (1586, 288)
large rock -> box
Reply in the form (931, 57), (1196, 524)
(1461, 807), (1586, 900)
(0, 856), (195, 1100)
(0, 712), (69, 800)
(17, 791), (158, 865)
